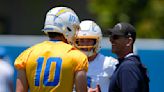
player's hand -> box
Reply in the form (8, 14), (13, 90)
(88, 85), (101, 92)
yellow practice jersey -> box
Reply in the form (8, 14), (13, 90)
(14, 41), (88, 92)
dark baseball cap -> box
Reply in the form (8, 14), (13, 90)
(108, 22), (136, 39)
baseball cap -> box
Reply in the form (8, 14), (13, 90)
(108, 22), (136, 39)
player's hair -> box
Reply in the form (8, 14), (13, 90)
(47, 32), (63, 38)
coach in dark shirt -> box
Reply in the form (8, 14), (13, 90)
(108, 22), (149, 92)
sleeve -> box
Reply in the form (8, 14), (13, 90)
(14, 48), (32, 70)
(104, 56), (118, 77)
(69, 49), (88, 72)
(118, 64), (140, 92)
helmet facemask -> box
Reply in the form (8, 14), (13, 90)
(75, 37), (100, 57)
(65, 24), (80, 44)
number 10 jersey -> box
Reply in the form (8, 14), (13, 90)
(14, 41), (88, 92)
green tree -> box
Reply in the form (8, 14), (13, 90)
(87, 0), (164, 38)
(137, 0), (164, 38)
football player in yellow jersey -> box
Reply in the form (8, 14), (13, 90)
(14, 7), (88, 92)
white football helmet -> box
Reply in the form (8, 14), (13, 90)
(42, 7), (80, 44)
(74, 20), (102, 57)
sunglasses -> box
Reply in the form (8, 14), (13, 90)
(109, 35), (129, 40)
